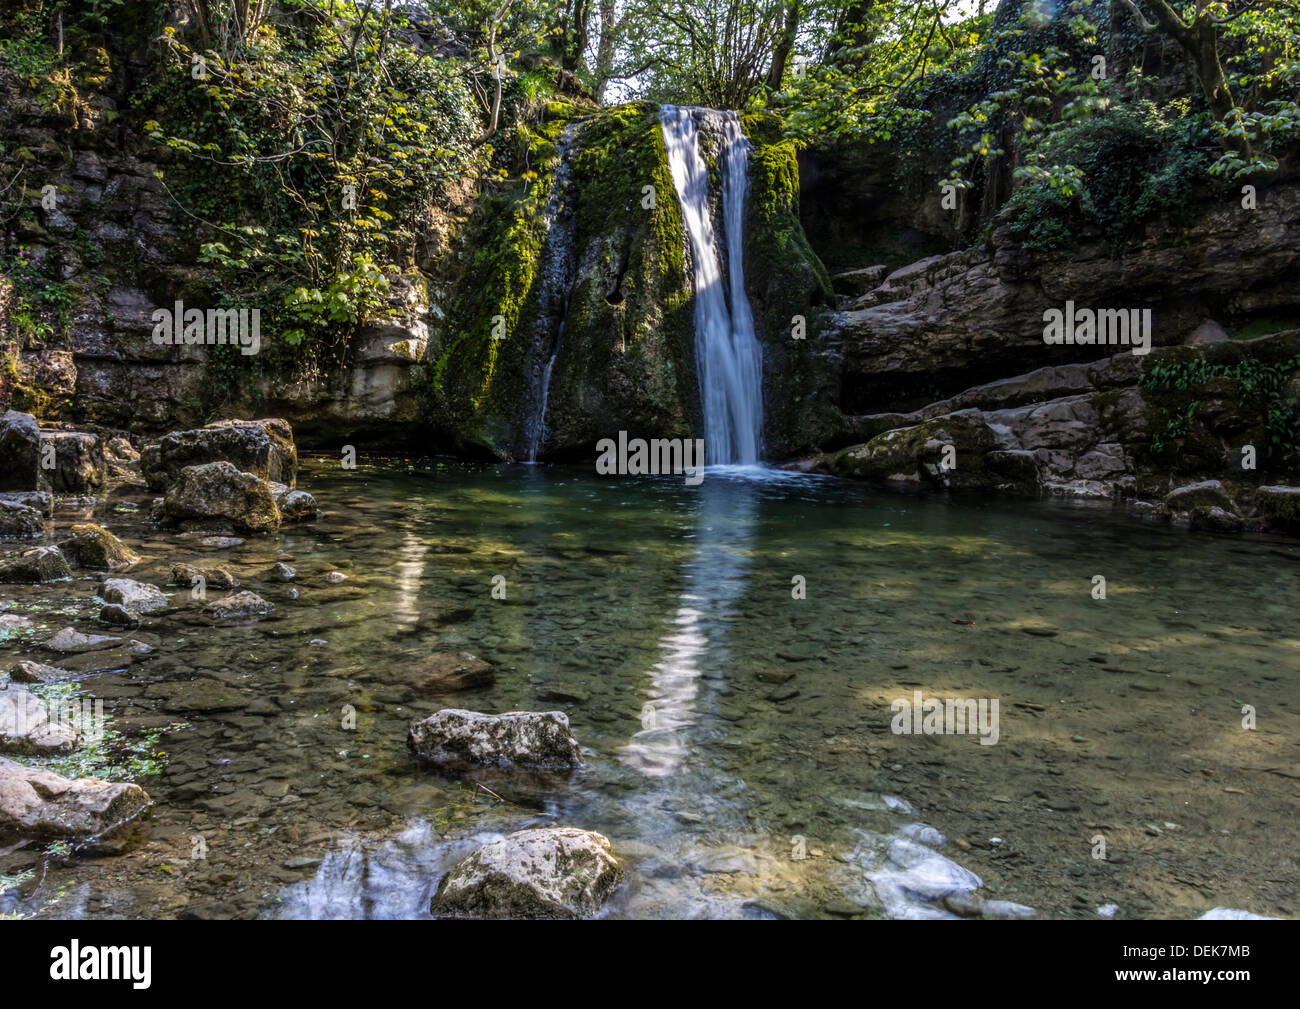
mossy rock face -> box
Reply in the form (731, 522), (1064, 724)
(423, 103), (834, 461)
(827, 413), (997, 490)
(741, 113), (837, 458)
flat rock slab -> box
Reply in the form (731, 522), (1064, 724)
(408, 709), (583, 769)
(143, 678), (250, 713)
(9, 659), (73, 684)
(0, 755), (151, 845)
(403, 652), (494, 694)
(45, 627), (125, 653)
(431, 827), (622, 919)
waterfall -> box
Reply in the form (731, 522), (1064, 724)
(523, 124), (580, 462)
(659, 106), (764, 466)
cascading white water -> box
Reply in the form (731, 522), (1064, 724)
(660, 105), (764, 465)
(524, 124), (580, 462)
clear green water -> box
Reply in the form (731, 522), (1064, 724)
(4, 459), (1298, 919)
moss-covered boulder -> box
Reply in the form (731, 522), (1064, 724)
(825, 412), (998, 491)
(59, 523), (140, 569)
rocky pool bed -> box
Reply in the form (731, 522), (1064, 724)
(0, 415), (1296, 919)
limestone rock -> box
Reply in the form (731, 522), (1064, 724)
(408, 708), (583, 768)
(0, 495), (45, 537)
(101, 577), (168, 615)
(0, 411), (40, 491)
(161, 461), (281, 533)
(202, 590), (274, 620)
(276, 488), (318, 523)
(0, 756), (152, 844)
(38, 431), (107, 493)
(59, 524), (140, 569)
(430, 827), (622, 919)
(169, 562), (238, 590)
(0, 684), (77, 755)
(9, 659), (72, 684)
(0, 545), (72, 583)
(45, 627), (124, 653)
(141, 418), (297, 491)
(405, 653), (495, 694)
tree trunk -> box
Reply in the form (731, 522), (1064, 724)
(765, 0), (800, 93)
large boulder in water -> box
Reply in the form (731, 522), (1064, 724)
(0, 756), (152, 846)
(38, 431), (107, 493)
(0, 411), (40, 491)
(141, 418), (297, 491)
(408, 709), (583, 768)
(430, 827), (622, 919)
(161, 461), (281, 532)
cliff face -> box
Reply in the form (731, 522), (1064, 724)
(808, 158), (1300, 526)
(414, 102), (834, 461)
(1, 74), (833, 457)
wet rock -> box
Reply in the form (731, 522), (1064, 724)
(202, 591), (274, 620)
(277, 489), (318, 523)
(1190, 505), (1244, 533)
(0, 684), (77, 754)
(1197, 907), (1279, 920)
(405, 653), (495, 694)
(58, 524), (140, 569)
(0, 495), (45, 537)
(9, 659), (72, 684)
(272, 562), (295, 581)
(0, 756), (152, 845)
(141, 418), (297, 491)
(1164, 479), (1233, 513)
(0, 490), (52, 517)
(324, 571), (347, 584)
(45, 627), (124, 653)
(1186, 320), (1230, 345)
(101, 577), (168, 615)
(0, 545), (71, 583)
(408, 709), (583, 768)
(143, 678), (249, 713)
(0, 613), (32, 634)
(161, 461), (281, 533)
(430, 827), (622, 920)
(38, 431), (106, 493)
(1255, 485), (1300, 529)
(98, 603), (140, 628)
(169, 562), (239, 590)
(0, 411), (40, 491)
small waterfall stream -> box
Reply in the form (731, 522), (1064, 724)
(660, 105), (764, 465)
(523, 124), (580, 462)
